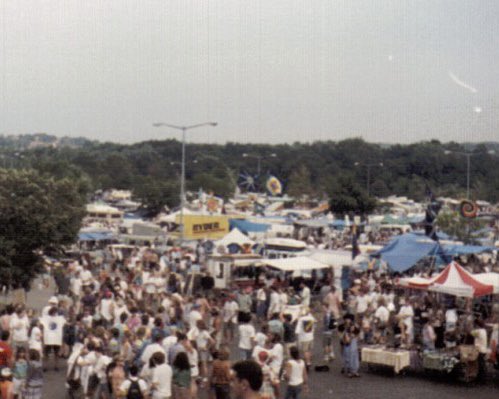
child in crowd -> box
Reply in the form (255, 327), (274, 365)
(12, 348), (28, 399)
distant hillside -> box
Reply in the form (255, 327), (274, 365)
(0, 133), (96, 150)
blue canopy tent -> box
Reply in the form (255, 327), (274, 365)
(441, 243), (496, 256)
(375, 232), (496, 274)
(229, 219), (271, 234)
(374, 233), (443, 273)
(78, 231), (115, 242)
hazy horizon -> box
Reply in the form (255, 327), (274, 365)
(1, 1), (498, 145)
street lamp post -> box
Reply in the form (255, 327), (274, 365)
(153, 122), (217, 243)
(354, 162), (383, 196)
(242, 153), (277, 176)
(444, 149), (495, 199)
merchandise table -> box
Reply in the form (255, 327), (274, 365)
(361, 346), (411, 374)
(422, 351), (460, 373)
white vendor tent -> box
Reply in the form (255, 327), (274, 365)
(262, 256), (330, 272)
(309, 250), (369, 269)
(264, 238), (307, 249)
(474, 272), (499, 294)
(214, 228), (255, 248)
(157, 208), (195, 223)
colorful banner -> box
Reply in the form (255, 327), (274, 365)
(176, 214), (229, 240)
(266, 176), (282, 195)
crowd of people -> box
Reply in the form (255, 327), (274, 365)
(0, 240), (498, 399)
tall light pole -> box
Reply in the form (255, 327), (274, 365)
(242, 153), (277, 176)
(354, 162), (383, 196)
(153, 122), (217, 243)
(444, 149), (495, 199)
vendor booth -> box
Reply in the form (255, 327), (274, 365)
(397, 261), (494, 381)
(207, 254), (262, 289)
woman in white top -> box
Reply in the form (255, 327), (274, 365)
(284, 346), (307, 399)
(9, 306), (30, 350)
(28, 321), (43, 358)
(186, 344), (200, 398)
(269, 334), (284, 398)
(99, 293), (115, 326)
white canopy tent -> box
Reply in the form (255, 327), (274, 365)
(264, 238), (307, 249)
(474, 272), (499, 294)
(309, 249), (369, 269)
(214, 228), (255, 249)
(157, 208), (196, 223)
(262, 256), (330, 272)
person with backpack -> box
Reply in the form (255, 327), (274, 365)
(118, 365), (149, 399)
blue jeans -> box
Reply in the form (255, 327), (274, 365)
(285, 384), (302, 399)
(240, 349), (252, 360)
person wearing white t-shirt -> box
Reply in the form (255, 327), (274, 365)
(300, 283), (311, 308)
(141, 334), (166, 366)
(151, 352), (172, 399)
(93, 350), (112, 399)
(9, 307), (30, 350)
(80, 266), (93, 288)
(374, 298), (390, 327)
(445, 307), (458, 332)
(398, 299), (414, 346)
(254, 329), (268, 348)
(284, 346), (308, 398)
(223, 298), (239, 342)
(295, 309), (316, 367)
(472, 319), (488, 381)
(195, 320), (215, 382)
(40, 307), (66, 371)
(29, 322), (43, 358)
(269, 336), (284, 377)
(355, 291), (370, 318)
(238, 314), (256, 360)
(267, 288), (280, 318)
(188, 305), (202, 330)
(279, 289), (289, 313)
(99, 293), (115, 326)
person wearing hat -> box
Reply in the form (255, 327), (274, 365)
(40, 307), (66, 371)
(0, 367), (14, 399)
(42, 297), (59, 318)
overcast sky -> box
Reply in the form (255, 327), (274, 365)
(1, 0), (498, 144)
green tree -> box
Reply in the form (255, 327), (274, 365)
(132, 177), (179, 215)
(188, 173), (234, 200)
(328, 175), (377, 216)
(436, 211), (487, 244)
(286, 164), (314, 198)
(0, 169), (86, 289)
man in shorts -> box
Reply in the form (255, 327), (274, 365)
(40, 307), (66, 371)
(295, 307), (316, 369)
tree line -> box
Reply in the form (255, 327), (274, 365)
(3, 137), (499, 214)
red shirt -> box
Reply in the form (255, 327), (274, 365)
(0, 341), (12, 367)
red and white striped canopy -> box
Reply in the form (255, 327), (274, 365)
(399, 261), (494, 298)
